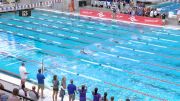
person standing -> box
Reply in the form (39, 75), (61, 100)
(67, 80), (77, 101)
(110, 96), (114, 101)
(78, 85), (87, 101)
(59, 76), (66, 101)
(52, 75), (59, 101)
(19, 63), (28, 87)
(99, 92), (108, 101)
(92, 88), (101, 101)
(37, 69), (45, 98)
(177, 9), (180, 24)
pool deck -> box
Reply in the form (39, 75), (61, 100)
(0, 72), (79, 101)
(1, 1), (179, 30)
(36, 7), (180, 30)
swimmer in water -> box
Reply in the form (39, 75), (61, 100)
(140, 30), (144, 34)
(80, 48), (87, 54)
(95, 43), (105, 50)
(111, 39), (119, 44)
(131, 34), (141, 41)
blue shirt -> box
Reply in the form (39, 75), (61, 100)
(93, 93), (101, 101)
(37, 73), (45, 84)
(78, 89), (87, 101)
(67, 84), (76, 95)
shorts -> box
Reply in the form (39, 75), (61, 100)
(162, 19), (166, 23)
(69, 94), (75, 100)
(53, 87), (59, 92)
(21, 79), (26, 85)
(38, 84), (44, 90)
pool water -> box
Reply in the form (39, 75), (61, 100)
(0, 10), (180, 101)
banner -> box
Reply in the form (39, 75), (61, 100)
(80, 9), (163, 26)
(80, 9), (112, 19)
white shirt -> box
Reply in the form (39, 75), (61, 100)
(154, 11), (157, 16)
(177, 10), (180, 15)
(150, 11), (154, 17)
(19, 89), (25, 96)
(19, 66), (27, 79)
(28, 91), (38, 101)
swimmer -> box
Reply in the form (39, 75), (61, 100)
(80, 48), (88, 55)
(139, 29), (144, 34)
(111, 39), (119, 44)
(95, 43), (105, 50)
(131, 35), (141, 41)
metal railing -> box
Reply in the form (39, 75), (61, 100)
(0, 87), (34, 101)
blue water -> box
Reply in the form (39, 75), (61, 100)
(0, 10), (180, 101)
(153, 2), (180, 14)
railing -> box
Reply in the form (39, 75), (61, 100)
(0, 87), (34, 101)
(0, 0), (62, 13)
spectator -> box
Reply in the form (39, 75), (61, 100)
(19, 63), (28, 87)
(78, 85), (87, 101)
(59, 76), (66, 101)
(110, 96), (114, 101)
(0, 83), (8, 101)
(161, 13), (166, 25)
(112, 5), (117, 19)
(153, 8), (158, 17)
(37, 69), (45, 98)
(67, 79), (77, 101)
(107, 2), (111, 9)
(28, 86), (39, 101)
(19, 84), (27, 97)
(177, 9), (180, 24)
(92, 88), (101, 101)
(52, 75), (59, 101)
(126, 98), (130, 101)
(8, 88), (20, 101)
(99, 92), (108, 101)
(150, 9), (154, 18)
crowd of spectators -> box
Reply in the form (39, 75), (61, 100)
(91, 0), (162, 18)
(0, 63), (132, 101)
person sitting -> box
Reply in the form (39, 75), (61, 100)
(28, 86), (39, 101)
(0, 83), (8, 101)
(78, 85), (87, 101)
(8, 88), (20, 101)
(92, 88), (101, 101)
(19, 84), (27, 97)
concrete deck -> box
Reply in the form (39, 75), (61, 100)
(0, 73), (79, 101)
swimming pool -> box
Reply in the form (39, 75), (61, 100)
(152, 2), (180, 14)
(0, 10), (179, 101)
